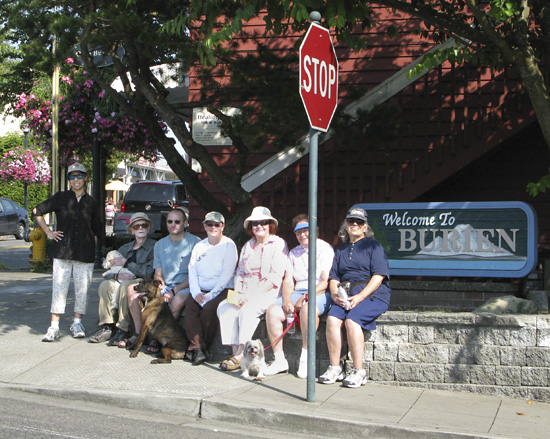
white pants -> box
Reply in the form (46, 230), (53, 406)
(51, 258), (94, 315)
(217, 292), (277, 346)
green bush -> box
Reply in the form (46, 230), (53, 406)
(0, 181), (50, 217)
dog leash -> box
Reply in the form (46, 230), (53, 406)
(263, 316), (297, 351)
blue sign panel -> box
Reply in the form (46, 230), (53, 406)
(353, 202), (538, 278)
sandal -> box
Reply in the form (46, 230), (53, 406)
(118, 333), (139, 349)
(219, 356), (241, 371)
(146, 339), (161, 354)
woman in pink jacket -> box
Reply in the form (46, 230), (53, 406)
(217, 206), (288, 371)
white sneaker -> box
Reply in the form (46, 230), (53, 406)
(318, 364), (344, 384)
(264, 357), (289, 376)
(342, 368), (367, 388)
(70, 322), (85, 338)
(296, 358), (308, 379)
(42, 326), (59, 342)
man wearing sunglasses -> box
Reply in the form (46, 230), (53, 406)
(34, 163), (101, 342)
(127, 206), (200, 353)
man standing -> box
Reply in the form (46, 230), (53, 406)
(126, 207), (199, 353)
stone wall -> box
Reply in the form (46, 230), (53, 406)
(208, 311), (550, 403)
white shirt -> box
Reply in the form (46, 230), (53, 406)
(287, 239), (334, 291)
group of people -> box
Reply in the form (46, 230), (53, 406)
(34, 163), (391, 388)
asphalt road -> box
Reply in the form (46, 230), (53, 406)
(0, 237), (31, 270)
(0, 388), (322, 439)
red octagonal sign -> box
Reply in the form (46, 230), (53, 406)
(299, 23), (339, 132)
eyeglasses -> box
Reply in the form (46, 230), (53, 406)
(68, 173), (84, 181)
(166, 219), (182, 225)
(295, 229), (309, 235)
(131, 223), (149, 230)
(346, 219), (365, 226)
(250, 220), (269, 227)
(205, 222), (222, 228)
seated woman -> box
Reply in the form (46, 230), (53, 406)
(319, 207), (391, 388)
(184, 212), (238, 365)
(264, 214), (334, 378)
(217, 206), (288, 371)
(89, 212), (156, 345)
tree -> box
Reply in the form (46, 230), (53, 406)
(0, 0), (310, 239)
(175, 0), (550, 194)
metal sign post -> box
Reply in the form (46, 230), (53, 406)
(299, 12), (338, 402)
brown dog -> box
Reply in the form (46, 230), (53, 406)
(127, 279), (188, 364)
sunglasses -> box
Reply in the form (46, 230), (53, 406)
(205, 222), (222, 228)
(166, 219), (182, 224)
(68, 173), (84, 180)
(250, 220), (269, 227)
(131, 223), (149, 230)
(346, 219), (365, 226)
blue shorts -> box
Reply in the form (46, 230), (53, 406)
(328, 296), (388, 330)
(273, 289), (332, 315)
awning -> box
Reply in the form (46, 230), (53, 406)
(105, 180), (129, 191)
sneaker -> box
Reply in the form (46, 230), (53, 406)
(70, 322), (85, 338)
(88, 326), (112, 343)
(296, 357), (308, 379)
(318, 364), (344, 384)
(264, 357), (289, 376)
(342, 368), (368, 388)
(42, 326), (59, 342)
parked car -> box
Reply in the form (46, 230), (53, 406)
(0, 197), (29, 240)
(113, 180), (189, 235)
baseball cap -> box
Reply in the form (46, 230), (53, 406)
(67, 163), (87, 175)
(346, 207), (368, 222)
(203, 211), (225, 224)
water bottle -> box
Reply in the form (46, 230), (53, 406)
(286, 311), (295, 334)
(337, 282), (351, 310)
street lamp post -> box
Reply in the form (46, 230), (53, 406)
(22, 125), (30, 213)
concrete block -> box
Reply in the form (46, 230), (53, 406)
(364, 342), (374, 362)
(470, 365), (497, 385)
(457, 327), (480, 345)
(527, 290), (549, 313)
(434, 326), (458, 344)
(444, 364), (470, 383)
(395, 363), (421, 382)
(525, 347), (550, 367)
(495, 366), (521, 386)
(474, 345), (500, 365)
(369, 361), (395, 381)
(418, 364), (444, 383)
(448, 344), (475, 364)
(410, 325), (434, 344)
(373, 343), (399, 362)
(537, 328), (550, 347)
(479, 327), (511, 346)
(421, 344), (449, 364)
(500, 347), (526, 366)
(521, 367), (549, 387)
(380, 323), (409, 343)
(509, 326), (537, 346)
(398, 344), (422, 363)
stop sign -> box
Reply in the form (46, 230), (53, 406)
(299, 23), (339, 132)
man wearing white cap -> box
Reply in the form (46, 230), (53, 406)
(34, 163), (101, 341)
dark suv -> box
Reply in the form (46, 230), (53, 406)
(113, 180), (188, 235)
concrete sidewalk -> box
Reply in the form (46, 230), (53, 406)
(0, 270), (548, 439)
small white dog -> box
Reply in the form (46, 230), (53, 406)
(102, 250), (135, 309)
(241, 339), (267, 380)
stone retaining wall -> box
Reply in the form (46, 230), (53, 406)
(207, 311), (550, 402)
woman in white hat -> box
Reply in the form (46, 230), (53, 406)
(34, 163), (101, 342)
(89, 212), (156, 346)
(217, 206), (288, 371)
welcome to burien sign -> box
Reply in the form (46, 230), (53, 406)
(354, 202), (538, 278)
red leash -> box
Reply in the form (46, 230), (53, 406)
(264, 293), (307, 351)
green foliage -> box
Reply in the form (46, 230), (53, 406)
(0, 180), (50, 216)
(527, 174), (550, 197)
(0, 131), (23, 155)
